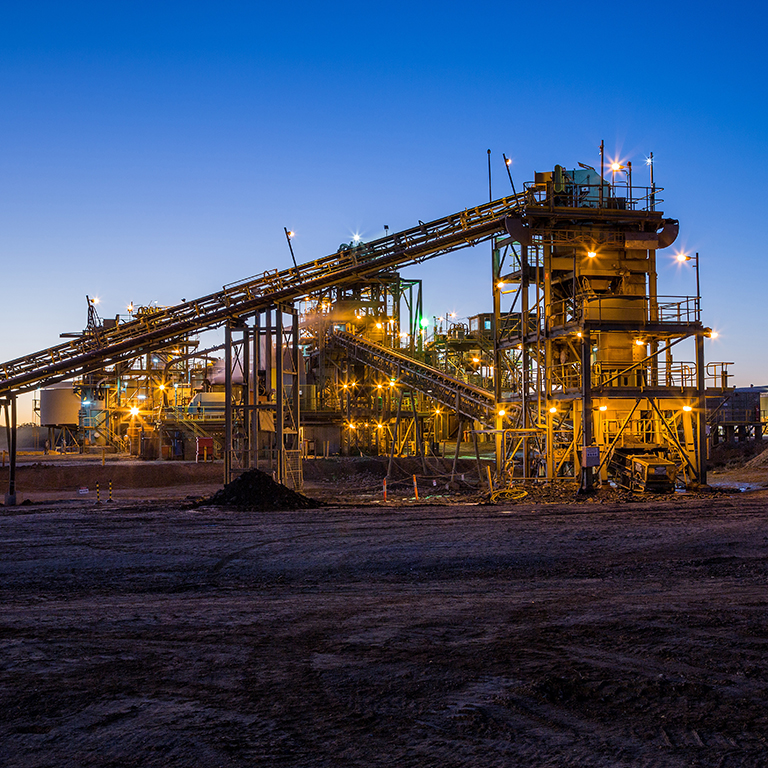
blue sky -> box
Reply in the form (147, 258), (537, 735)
(1, 1), (766, 420)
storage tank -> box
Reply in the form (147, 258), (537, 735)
(40, 385), (81, 426)
(187, 391), (226, 417)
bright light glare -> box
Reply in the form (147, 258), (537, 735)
(92, 297), (100, 305)
(158, 384), (165, 391)
(129, 406), (139, 416)
(587, 251), (597, 258)
(287, 230), (295, 239)
(472, 357), (480, 364)
(682, 405), (693, 412)
(676, 252), (690, 263)
(352, 234), (361, 243)
(498, 409), (506, 417)
(635, 339), (645, 346)
(610, 162), (623, 172)
(709, 330), (719, 339)
(599, 405), (608, 412)
(497, 281), (505, 289)
(549, 406), (557, 414)
(505, 157), (512, 166)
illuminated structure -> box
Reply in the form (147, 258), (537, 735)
(489, 162), (722, 490)
(0, 153), (732, 503)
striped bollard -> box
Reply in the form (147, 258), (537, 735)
(383, 478), (387, 501)
(413, 475), (419, 501)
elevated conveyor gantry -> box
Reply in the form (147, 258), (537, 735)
(0, 192), (527, 397)
(328, 330), (497, 426)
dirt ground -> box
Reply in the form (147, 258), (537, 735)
(2, 462), (768, 767)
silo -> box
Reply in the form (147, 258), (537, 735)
(40, 385), (81, 426)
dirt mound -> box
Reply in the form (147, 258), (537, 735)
(709, 441), (768, 469)
(208, 468), (323, 510)
(743, 447), (768, 469)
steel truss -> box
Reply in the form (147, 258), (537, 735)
(491, 181), (720, 489)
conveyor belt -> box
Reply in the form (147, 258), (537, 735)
(328, 330), (498, 426)
(0, 192), (526, 396)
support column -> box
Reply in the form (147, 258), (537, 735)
(292, 309), (301, 460)
(491, 242), (503, 482)
(265, 308), (273, 473)
(4, 396), (17, 506)
(252, 313), (260, 470)
(521, 243), (530, 478)
(696, 331), (708, 486)
(275, 308), (284, 484)
(242, 325), (250, 469)
(581, 332), (594, 492)
(224, 323), (233, 484)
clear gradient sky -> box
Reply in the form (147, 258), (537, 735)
(1, 2), (766, 422)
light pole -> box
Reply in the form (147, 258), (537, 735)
(676, 251), (701, 317)
(284, 228), (297, 270)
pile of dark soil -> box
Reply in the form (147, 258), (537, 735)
(208, 468), (323, 510)
(708, 440), (768, 469)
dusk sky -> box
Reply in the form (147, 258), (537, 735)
(1, 2), (766, 421)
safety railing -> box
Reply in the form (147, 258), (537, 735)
(523, 180), (662, 213)
(549, 294), (701, 329)
(549, 363), (581, 392)
(705, 362), (732, 390)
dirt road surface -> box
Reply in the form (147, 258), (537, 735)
(2, 491), (768, 766)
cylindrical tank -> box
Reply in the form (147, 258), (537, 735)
(40, 385), (81, 426)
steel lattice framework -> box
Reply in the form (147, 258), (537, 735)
(0, 192), (527, 396)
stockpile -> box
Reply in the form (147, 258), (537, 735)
(208, 468), (322, 510)
(743, 447), (768, 469)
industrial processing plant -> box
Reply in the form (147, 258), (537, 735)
(0, 153), (742, 504)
